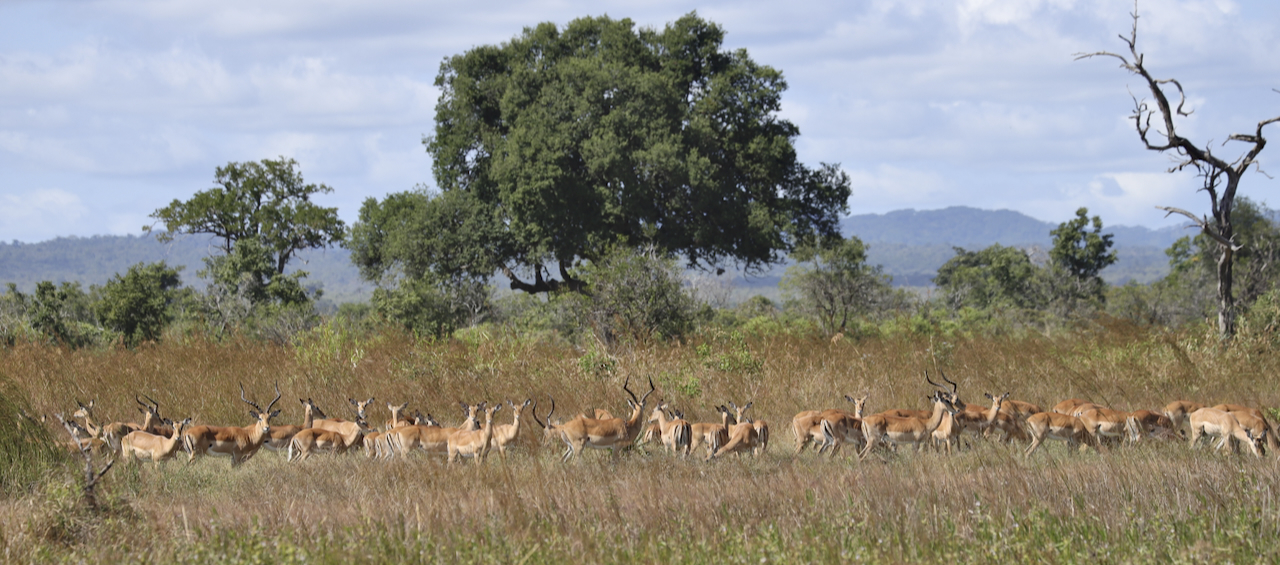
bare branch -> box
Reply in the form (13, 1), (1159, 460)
(1156, 206), (1241, 251)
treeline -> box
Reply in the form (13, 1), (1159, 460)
(7, 198), (1280, 350)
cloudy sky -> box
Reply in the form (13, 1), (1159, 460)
(1, 0), (1278, 243)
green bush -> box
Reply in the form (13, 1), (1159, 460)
(0, 377), (64, 496)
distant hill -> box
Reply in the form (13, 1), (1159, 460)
(0, 207), (1187, 304)
(0, 235), (370, 305)
(841, 206), (1184, 248)
(841, 207), (1186, 286)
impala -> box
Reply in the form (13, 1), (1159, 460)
(685, 409), (728, 461)
(1051, 398), (1093, 415)
(447, 403), (501, 464)
(81, 396), (163, 452)
(711, 404), (760, 459)
(308, 397), (380, 453)
(861, 391), (960, 459)
(184, 384), (281, 466)
(1129, 409), (1178, 441)
(647, 400), (692, 457)
(1076, 406), (1140, 447)
(731, 401), (769, 454)
(491, 399), (532, 460)
(385, 402), (411, 431)
(794, 395), (867, 456)
(1162, 400), (1205, 437)
(385, 402), (481, 459)
(288, 418), (372, 461)
(264, 393), (320, 453)
(535, 377), (656, 462)
(1211, 404), (1277, 454)
(1023, 411), (1094, 457)
(980, 392), (1029, 443)
(1188, 407), (1263, 457)
(120, 418), (192, 467)
(1000, 398), (1043, 420)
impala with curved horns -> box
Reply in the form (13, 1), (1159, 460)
(184, 383), (281, 466)
(533, 376), (656, 462)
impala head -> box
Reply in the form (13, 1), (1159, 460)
(623, 376), (657, 418)
(844, 395), (869, 418)
(349, 397), (375, 420)
(507, 399), (532, 417)
(927, 370), (964, 411)
(984, 392), (1010, 410)
(241, 382), (282, 429)
(648, 400), (671, 423)
(72, 399), (94, 420)
(729, 401), (755, 424)
(531, 398), (562, 442)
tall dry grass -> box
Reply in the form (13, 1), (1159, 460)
(1, 321), (1278, 562)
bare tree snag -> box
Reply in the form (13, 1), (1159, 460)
(53, 413), (113, 513)
(1077, 4), (1280, 340)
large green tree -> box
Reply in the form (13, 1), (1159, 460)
(146, 157), (346, 276)
(934, 245), (1040, 311)
(349, 13), (851, 293)
(1046, 207), (1117, 305)
(782, 236), (893, 334)
(95, 261), (184, 347)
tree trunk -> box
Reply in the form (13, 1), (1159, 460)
(1217, 246), (1235, 339)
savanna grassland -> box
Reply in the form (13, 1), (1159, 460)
(2, 321), (1279, 563)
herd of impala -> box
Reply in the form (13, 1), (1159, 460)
(52, 371), (1276, 468)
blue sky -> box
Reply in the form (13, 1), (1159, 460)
(1, 0), (1278, 243)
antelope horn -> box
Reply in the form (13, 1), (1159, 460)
(265, 382), (282, 414)
(142, 394), (160, 411)
(639, 376), (656, 405)
(623, 376), (638, 405)
(941, 370), (958, 394)
(240, 383), (263, 413)
(925, 370), (946, 392)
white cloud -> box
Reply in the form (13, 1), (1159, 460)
(0, 189), (89, 242)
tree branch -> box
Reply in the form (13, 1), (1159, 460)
(1156, 206), (1241, 251)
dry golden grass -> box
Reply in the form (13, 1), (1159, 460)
(2, 320), (1279, 562)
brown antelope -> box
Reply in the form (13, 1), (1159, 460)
(60, 418), (111, 456)
(385, 402), (411, 431)
(1077, 406), (1141, 447)
(980, 392), (1030, 443)
(1051, 398), (1093, 415)
(447, 403), (501, 464)
(184, 384), (281, 466)
(288, 417), (373, 462)
(491, 399), (532, 460)
(537, 377), (656, 462)
(647, 401), (692, 458)
(1129, 409), (1178, 441)
(1001, 398), (1043, 420)
(1023, 411), (1095, 457)
(711, 404), (760, 459)
(384, 402), (481, 459)
(686, 409), (728, 461)
(1211, 404), (1277, 454)
(84, 396), (164, 452)
(1162, 400), (1205, 437)
(861, 391), (961, 459)
(794, 395), (867, 456)
(120, 418), (191, 467)
(1188, 407), (1263, 457)
(732, 402), (769, 454)
(264, 393), (319, 453)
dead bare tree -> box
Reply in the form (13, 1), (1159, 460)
(1077, 5), (1280, 340)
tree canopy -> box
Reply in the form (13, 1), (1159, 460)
(349, 13), (851, 293)
(146, 157), (346, 277)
